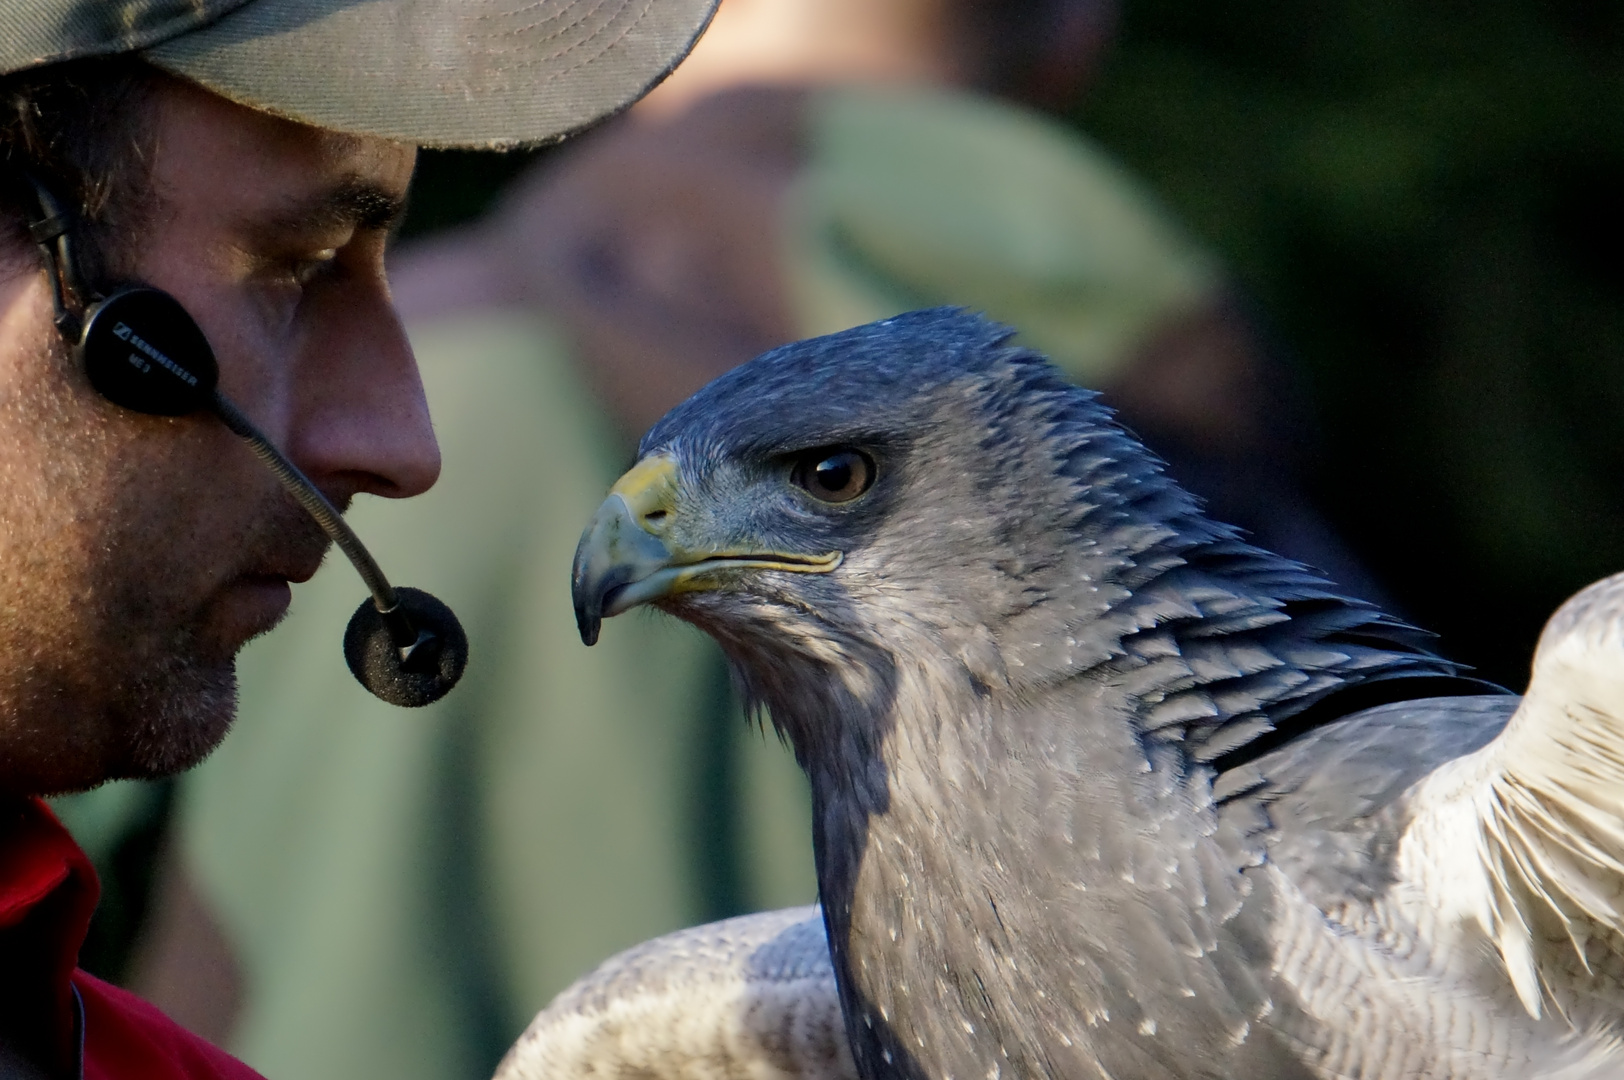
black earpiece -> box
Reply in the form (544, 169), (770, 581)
(81, 286), (219, 415)
(19, 174), (466, 707)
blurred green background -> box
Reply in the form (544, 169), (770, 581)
(402, 0), (1624, 693)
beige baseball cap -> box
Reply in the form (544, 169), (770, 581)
(1, 0), (719, 148)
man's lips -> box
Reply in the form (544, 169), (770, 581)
(252, 563), (319, 587)
(223, 556), (324, 636)
(238, 572), (300, 590)
(215, 574), (296, 644)
(243, 546), (328, 588)
(232, 572), (301, 600)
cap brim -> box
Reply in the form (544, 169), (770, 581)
(143, 0), (718, 149)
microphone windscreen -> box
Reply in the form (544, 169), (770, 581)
(343, 587), (469, 707)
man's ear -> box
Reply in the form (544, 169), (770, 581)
(0, 238), (44, 311)
(0, 217), (41, 284)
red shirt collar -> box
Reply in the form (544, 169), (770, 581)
(0, 798), (101, 1073)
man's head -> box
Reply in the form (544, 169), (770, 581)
(0, 68), (427, 793)
(0, 0), (720, 796)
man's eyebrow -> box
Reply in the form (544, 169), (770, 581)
(265, 178), (407, 236)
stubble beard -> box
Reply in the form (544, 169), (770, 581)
(118, 632), (238, 779)
(0, 315), (329, 793)
(93, 492), (328, 785)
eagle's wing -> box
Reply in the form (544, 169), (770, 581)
(1401, 570), (1624, 1019)
(494, 906), (857, 1080)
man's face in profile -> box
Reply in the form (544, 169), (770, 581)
(0, 75), (438, 796)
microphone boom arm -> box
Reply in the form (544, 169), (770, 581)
(210, 390), (427, 660)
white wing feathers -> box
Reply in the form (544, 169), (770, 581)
(494, 906), (857, 1080)
(1403, 571), (1624, 1019)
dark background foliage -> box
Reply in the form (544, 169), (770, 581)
(403, 0), (1624, 693)
(1078, 0), (1624, 690)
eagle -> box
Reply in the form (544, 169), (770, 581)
(510, 309), (1624, 1079)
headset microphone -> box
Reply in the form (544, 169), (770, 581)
(22, 175), (467, 708)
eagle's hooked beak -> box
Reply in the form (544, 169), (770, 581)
(571, 454), (842, 645)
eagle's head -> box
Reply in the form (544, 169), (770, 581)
(572, 308), (1467, 780)
(572, 309), (1201, 761)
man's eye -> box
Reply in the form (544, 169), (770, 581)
(791, 448), (875, 504)
(291, 249), (340, 285)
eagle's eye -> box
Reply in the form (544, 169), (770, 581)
(793, 448), (875, 504)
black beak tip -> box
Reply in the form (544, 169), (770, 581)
(573, 562), (633, 647)
(571, 572), (602, 646)
(576, 605), (601, 647)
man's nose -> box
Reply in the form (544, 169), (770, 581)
(284, 290), (441, 501)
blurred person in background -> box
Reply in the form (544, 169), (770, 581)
(70, 1), (1378, 1078)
